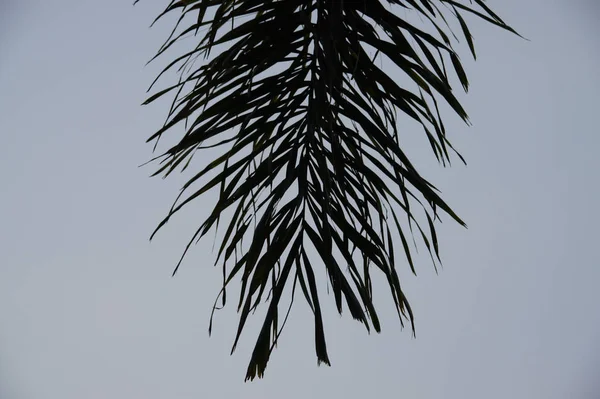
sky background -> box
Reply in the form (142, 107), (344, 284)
(1, 1), (599, 398)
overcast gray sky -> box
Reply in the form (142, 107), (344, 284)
(1, 1), (599, 398)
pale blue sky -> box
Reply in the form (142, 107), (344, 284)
(1, 1), (599, 398)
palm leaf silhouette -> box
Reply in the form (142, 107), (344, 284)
(136, 0), (518, 381)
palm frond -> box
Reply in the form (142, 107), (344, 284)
(137, 0), (517, 381)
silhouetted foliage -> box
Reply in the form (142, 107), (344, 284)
(136, 0), (517, 381)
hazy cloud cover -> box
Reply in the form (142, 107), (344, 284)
(1, 1), (598, 398)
